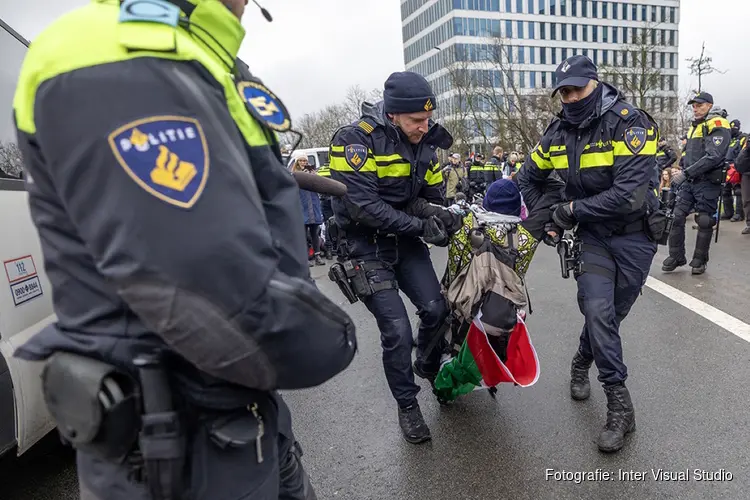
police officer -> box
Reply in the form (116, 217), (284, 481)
(518, 55), (659, 453)
(317, 161), (336, 259)
(663, 92), (731, 275)
(656, 138), (678, 172)
(329, 71), (461, 443)
(467, 153), (486, 198)
(721, 119), (746, 221)
(483, 147), (504, 185)
(12, 0), (357, 498)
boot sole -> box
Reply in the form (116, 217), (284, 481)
(597, 421), (636, 453)
(403, 433), (432, 444)
(571, 391), (590, 401)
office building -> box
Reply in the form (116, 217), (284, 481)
(401, 0), (681, 148)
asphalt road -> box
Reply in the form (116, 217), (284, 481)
(3, 223), (749, 500)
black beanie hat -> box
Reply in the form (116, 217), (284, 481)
(383, 71), (437, 114)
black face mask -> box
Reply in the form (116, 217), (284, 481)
(561, 84), (603, 125)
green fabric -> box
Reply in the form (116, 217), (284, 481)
(433, 336), (482, 402)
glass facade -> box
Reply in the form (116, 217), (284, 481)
(401, 0), (680, 125)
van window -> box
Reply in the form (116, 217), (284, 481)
(0, 20), (28, 186)
(318, 151), (330, 167)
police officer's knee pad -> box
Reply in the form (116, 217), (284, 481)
(695, 213), (715, 229)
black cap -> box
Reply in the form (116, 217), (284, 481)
(383, 71), (437, 114)
(688, 91), (713, 105)
(551, 55), (599, 96)
(731, 119), (741, 129)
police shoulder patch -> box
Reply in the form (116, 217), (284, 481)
(237, 80), (291, 132)
(624, 127), (647, 154)
(344, 144), (369, 170)
(119, 0), (180, 27)
(108, 116), (209, 209)
(712, 136), (724, 147)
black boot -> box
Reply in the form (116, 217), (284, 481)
(398, 403), (431, 444)
(661, 256), (686, 272)
(690, 228), (712, 274)
(570, 351), (593, 401)
(324, 248), (333, 260)
(597, 383), (635, 453)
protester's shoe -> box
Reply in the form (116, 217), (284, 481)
(398, 403), (431, 444)
(597, 383), (635, 453)
(742, 226), (750, 235)
(314, 253), (325, 266)
(730, 214), (742, 222)
(570, 351), (593, 401)
(661, 256), (686, 272)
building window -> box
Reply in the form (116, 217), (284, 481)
(621, 26), (627, 44)
(541, 71), (547, 88)
(506, 20), (513, 37)
(621, 50), (627, 67)
(631, 3), (637, 20)
(582, 0), (588, 17)
(601, 1), (607, 18)
(540, 22), (546, 39)
(561, 23), (567, 41)
(520, 71), (526, 88)
(571, 23), (577, 41)
(592, 25), (598, 42)
(550, 23), (556, 40)
(651, 5), (657, 22)
(592, 1), (598, 18)
(612, 26), (617, 43)
(561, 47), (568, 60)
(506, 0), (512, 12)
(529, 21), (536, 39)
(519, 46), (526, 63)
(540, 47), (547, 64)
(530, 70), (537, 88)
(602, 25), (607, 43)
(670, 52), (675, 69)
(528, 0), (535, 13)
(593, 50), (598, 65)
(550, 0), (556, 15)
(602, 50), (608, 65)
(641, 5), (647, 22)
(669, 30), (675, 46)
(560, 0), (566, 16)
(530, 46), (536, 63)
(621, 2), (627, 20)
(582, 24), (588, 42)
(670, 7), (676, 23)
(517, 0), (524, 13)
(660, 52), (666, 69)
(518, 20), (524, 38)
(651, 29), (656, 46)
(551, 47), (557, 65)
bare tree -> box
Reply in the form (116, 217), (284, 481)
(687, 41), (725, 92)
(0, 141), (23, 178)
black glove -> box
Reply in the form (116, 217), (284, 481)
(551, 203), (576, 230)
(542, 222), (562, 247)
(405, 198), (463, 236)
(422, 216), (449, 246)
(671, 170), (687, 188)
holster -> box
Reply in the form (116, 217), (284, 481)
(42, 352), (141, 462)
(557, 234), (582, 279)
(328, 259), (398, 303)
(646, 208), (674, 245)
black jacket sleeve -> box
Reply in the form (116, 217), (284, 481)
(685, 121), (731, 179)
(17, 58), (355, 391)
(736, 141), (750, 175)
(329, 126), (424, 236)
(574, 112), (657, 221)
(517, 134), (554, 211)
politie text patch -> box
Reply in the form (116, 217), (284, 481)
(345, 144), (369, 170)
(624, 127), (647, 155)
(237, 81), (291, 132)
(108, 116), (209, 209)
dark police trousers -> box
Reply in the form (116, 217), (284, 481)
(321, 197), (335, 254)
(668, 180), (721, 261)
(77, 394), (316, 500)
(575, 229), (657, 385)
(344, 234), (447, 407)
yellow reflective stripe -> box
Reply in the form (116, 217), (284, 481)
(424, 168), (443, 186)
(531, 149), (553, 170)
(331, 145), (345, 153)
(580, 151), (614, 169)
(374, 154), (403, 163)
(549, 145), (566, 153)
(656, 151), (665, 156)
(706, 117), (731, 132)
(550, 155), (569, 170)
(14, 2), (264, 148)
(330, 156), (376, 173)
(377, 163), (410, 178)
(317, 170), (331, 177)
(613, 138), (657, 156)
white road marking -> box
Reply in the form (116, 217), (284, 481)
(645, 276), (750, 343)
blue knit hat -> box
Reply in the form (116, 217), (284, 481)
(483, 179), (522, 216)
(383, 71), (437, 114)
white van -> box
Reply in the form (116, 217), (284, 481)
(0, 19), (57, 458)
(285, 147), (330, 170)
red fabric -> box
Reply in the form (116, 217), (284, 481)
(727, 165), (741, 185)
(715, 120), (723, 127)
(466, 314), (539, 388)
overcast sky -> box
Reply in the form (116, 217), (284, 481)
(1, 0), (749, 132)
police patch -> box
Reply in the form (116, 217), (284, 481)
(108, 116), (209, 209)
(119, 0), (180, 27)
(237, 81), (291, 132)
(713, 136), (724, 147)
(624, 127), (647, 154)
(345, 144), (369, 170)
(424, 98), (434, 111)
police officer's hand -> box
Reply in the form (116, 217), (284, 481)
(671, 170), (687, 188)
(437, 209), (463, 236)
(552, 202), (576, 230)
(543, 222), (562, 247)
(422, 216), (450, 246)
